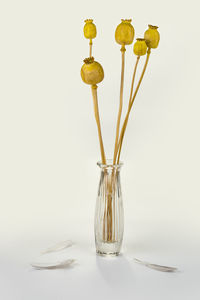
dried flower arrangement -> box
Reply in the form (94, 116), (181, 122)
(80, 19), (160, 255)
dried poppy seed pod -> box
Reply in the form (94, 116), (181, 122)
(133, 38), (147, 56)
(115, 19), (135, 46)
(144, 25), (160, 49)
(81, 57), (104, 85)
(83, 19), (97, 40)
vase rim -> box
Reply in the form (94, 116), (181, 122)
(97, 159), (123, 169)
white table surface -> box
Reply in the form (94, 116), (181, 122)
(1, 218), (199, 300)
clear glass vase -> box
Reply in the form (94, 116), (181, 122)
(94, 159), (124, 256)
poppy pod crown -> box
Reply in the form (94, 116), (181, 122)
(148, 25), (158, 29)
(85, 19), (93, 23)
(121, 19), (132, 23)
(83, 57), (94, 64)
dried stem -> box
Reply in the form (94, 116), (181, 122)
(115, 56), (140, 163)
(117, 48), (151, 164)
(103, 169), (115, 242)
(89, 39), (92, 57)
(128, 56), (140, 109)
(91, 85), (106, 164)
(113, 45), (126, 164)
(107, 173), (113, 241)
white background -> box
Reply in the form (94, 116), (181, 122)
(0, 0), (200, 299)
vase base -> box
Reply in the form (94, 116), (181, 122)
(96, 250), (119, 256)
(95, 240), (122, 256)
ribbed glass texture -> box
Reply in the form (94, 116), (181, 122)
(94, 160), (124, 255)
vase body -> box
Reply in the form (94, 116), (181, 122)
(94, 160), (124, 255)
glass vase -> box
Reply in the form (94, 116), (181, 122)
(94, 159), (124, 256)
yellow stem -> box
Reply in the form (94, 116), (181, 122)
(128, 56), (140, 110)
(117, 49), (151, 164)
(89, 39), (92, 57)
(113, 45), (126, 164)
(91, 85), (106, 164)
(115, 56), (140, 163)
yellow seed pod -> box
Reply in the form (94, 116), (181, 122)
(144, 25), (160, 49)
(133, 38), (147, 56)
(81, 57), (104, 85)
(115, 19), (135, 46)
(83, 19), (97, 40)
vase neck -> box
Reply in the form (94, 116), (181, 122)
(97, 159), (123, 171)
